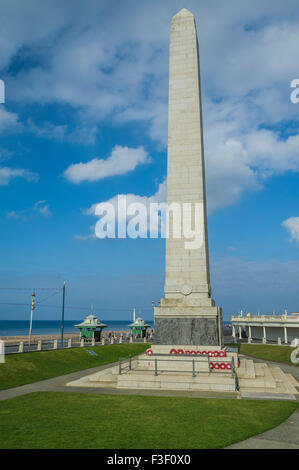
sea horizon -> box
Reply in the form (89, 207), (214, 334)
(0, 319), (231, 337)
(0, 319), (154, 336)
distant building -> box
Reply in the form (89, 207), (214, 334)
(128, 317), (151, 338)
(75, 315), (107, 342)
(231, 313), (299, 344)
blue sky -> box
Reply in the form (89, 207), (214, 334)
(0, 0), (299, 322)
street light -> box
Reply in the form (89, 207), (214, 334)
(28, 292), (36, 346)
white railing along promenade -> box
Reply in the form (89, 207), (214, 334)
(1, 333), (150, 355)
(232, 315), (299, 323)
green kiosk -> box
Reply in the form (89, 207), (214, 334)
(75, 314), (107, 342)
(128, 317), (151, 338)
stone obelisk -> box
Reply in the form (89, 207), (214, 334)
(154, 8), (223, 346)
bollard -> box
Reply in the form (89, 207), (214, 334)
(119, 336), (122, 344)
(130, 335), (133, 343)
(110, 337), (114, 345)
(81, 339), (84, 347)
(101, 337), (105, 346)
(92, 338), (95, 346)
(248, 337), (252, 344)
(53, 339), (58, 350)
(277, 337), (281, 345)
(68, 338), (72, 348)
(37, 340), (42, 351)
(19, 341), (24, 353)
(143, 337), (147, 343)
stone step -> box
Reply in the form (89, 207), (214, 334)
(66, 376), (117, 388)
(241, 391), (296, 401)
(117, 372), (236, 392)
(118, 370), (234, 384)
(254, 363), (266, 377)
(262, 365), (276, 388)
(270, 366), (287, 382)
(237, 359), (256, 379)
(240, 385), (295, 395)
(137, 360), (210, 373)
(285, 373), (299, 387)
(269, 367), (298, 394)
(117, 381), (236, 392)
(89, 380), (117, 388)
(240, 365), (299, 395)
(239, 377), (276, 389)
(239, 362), (276, 388)
(246, 359), (256, 378)
(89, 373), (117, 383)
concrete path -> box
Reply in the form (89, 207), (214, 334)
(226, 407), (299, 449)
(226, 354), (299, 448)
(0, 362), (120, 402)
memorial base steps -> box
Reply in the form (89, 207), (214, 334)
(66, 352), (299, 400)
(117, 369), (236, 392)
(237, 360), (299, 396)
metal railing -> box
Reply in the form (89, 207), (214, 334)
(231, 356), (239, 391)
(119, 355), (133, 374)
(118, 353), (237, 382)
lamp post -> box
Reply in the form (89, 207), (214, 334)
(61, 281), (66, 347)
(28, 292), (36, 346)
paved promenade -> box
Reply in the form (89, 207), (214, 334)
(226, 407), (299, 449)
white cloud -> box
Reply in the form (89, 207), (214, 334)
(34, 200), (52, 218)
(73, 225), (96, 241)
(0, 167), (38, 186)
(64, 145), (151, 183)
(6, 200), (51, 221)
(2, 0), (299, 210)
(85, 179), (166, 216)
(204, 103), (299, 210)
(0, 148), (13, 162)
(27, 119), (97, 145)
(0, 107), (21, 134)
(281, 216), (299, 242)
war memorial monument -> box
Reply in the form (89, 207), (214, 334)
(68, 9), (299, 399)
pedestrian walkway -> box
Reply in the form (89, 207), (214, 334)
(226, 407), (299, 449)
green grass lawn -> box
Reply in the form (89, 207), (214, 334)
(231, 343), (298, 366)
(0, 343), (149, 391)
(0, 392), (297, 449)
